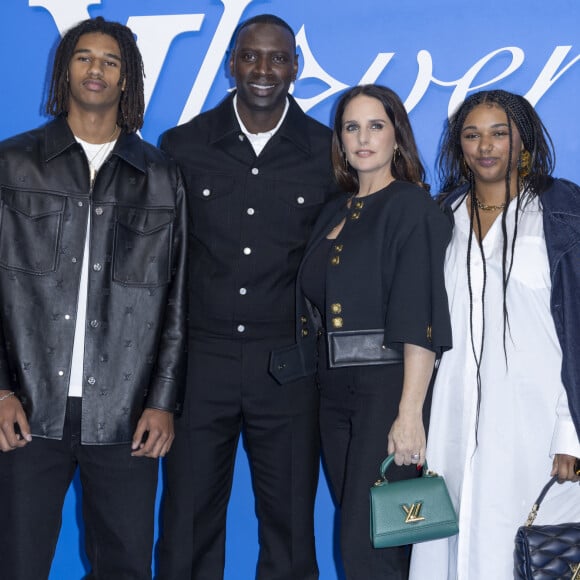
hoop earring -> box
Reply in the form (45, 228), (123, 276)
(392, 145), (400, 166)
(518, 150), (531, 178)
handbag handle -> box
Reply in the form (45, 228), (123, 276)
(523, 476), (558, 527)
(379, 453), (430, 481)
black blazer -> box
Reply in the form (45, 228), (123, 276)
(271, 181), (452, 384)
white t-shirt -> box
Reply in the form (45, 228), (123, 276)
(67, 136), (117, 397)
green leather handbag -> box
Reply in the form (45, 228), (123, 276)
(370, 454), (459, 548)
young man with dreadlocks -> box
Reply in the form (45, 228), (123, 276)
(410, 90), (580, 579)
(0, 17), (187, 579)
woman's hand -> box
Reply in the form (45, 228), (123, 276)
(387, 343), (435, 466)
(551, 454), (580, 483)
(388, 412), (426, 466)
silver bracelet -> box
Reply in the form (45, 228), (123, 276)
(0, 391), (15, 402)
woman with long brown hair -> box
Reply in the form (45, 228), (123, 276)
(277, 84), (452, 577)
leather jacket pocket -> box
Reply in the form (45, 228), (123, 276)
(0, 188), (64, 274)
(113, 206), (173, 286)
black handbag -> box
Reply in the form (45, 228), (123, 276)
(514, 475), (580, 579)
(370, 454), (458, 548)
(327, 329), (402, 368)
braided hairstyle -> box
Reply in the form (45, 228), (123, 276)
(331, 84), (429, 193)
(439, 90), (554, 195)
(437, 90), (555, 444)
(46, 17), (145, 133)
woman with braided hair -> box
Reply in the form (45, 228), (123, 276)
(409, 90), (580, 579)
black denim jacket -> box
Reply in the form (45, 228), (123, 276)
(160, 94), (336, 340)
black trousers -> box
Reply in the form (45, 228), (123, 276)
(157, 335), (320, 580)
(0, 397), (158, 580)
(318, 345), (426, 580)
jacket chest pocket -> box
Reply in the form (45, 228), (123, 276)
(271, 183), (327, 240)
(113, 206), (173, 286)
(0, 188), (64, 274)
(187, 174), (236, 238)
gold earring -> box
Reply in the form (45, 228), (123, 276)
(518, 150), (531, 178)
(461, 158), (472, 179)
(393, 145), (401, 165)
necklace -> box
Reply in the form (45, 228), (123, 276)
(474, 196), (506, 212)
(87, 125), (120, 183)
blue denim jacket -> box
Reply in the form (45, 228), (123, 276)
(444, 178), (580, 439)
(541, 178), (580, 440)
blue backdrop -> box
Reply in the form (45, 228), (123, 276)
(0, 1), (579, 578)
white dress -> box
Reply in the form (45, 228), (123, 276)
(409, 195), (580, 580)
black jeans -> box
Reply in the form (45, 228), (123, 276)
(0, 397), (158, 580)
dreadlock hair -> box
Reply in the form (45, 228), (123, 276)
(231, 13), (296, 52)
(331, 84), (429, 194)
(46, 16), (145, 133)
(437, 90), (555, 445)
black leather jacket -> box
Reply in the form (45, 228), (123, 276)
(0, 118), (187, 444)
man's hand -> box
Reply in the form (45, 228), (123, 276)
(551, 453), (580, 483)
(0, 391), (32, 452)
(131, 408), (174, 458)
